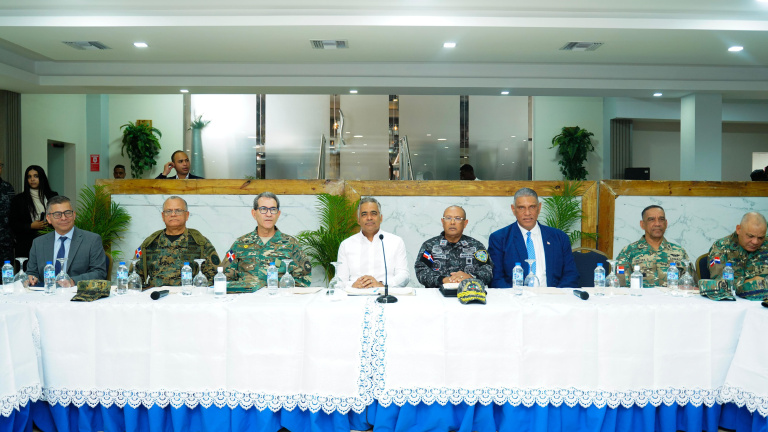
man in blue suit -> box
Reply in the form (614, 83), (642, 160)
(489, 188), (579, 288)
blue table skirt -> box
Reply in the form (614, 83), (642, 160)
(0, 403), (32, 432)
(27, 400), (767, 432)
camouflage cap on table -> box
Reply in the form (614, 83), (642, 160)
(71, 280), (111, 302)
(740, 278), (768, 301)
(698, 279), (736, 301)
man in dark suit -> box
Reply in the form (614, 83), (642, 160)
(489, 187), (579, 288)
(26, 196), (107, 286)
(155, 151), (204, 179)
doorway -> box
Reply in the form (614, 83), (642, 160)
(46, 140), (77, 207)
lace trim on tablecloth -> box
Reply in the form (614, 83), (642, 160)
(1, 384), (42, 418)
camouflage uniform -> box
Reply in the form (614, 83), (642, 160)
(224, 227), (312, 292)
(0, 178), (14, 264)
(615, 236), (690, 287)
(414, 233), (493, 288)
(708, 232), (768, 299)
(136, 228), (220, 288)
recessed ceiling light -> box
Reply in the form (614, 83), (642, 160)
(345, 131), (350, 134)
(180, 89), (189, 93)
(413, 153), (419, 156)
(501, 91), (510, 95)
(363, 143), (367, 146)
(351, 151), (356, 154)
(349, 90), (358, 94)
(437, 138), (447, 141)
(653, 92), (663, 97)
(728, 46), (744, 52)
(505, 148), (508, 150)
(443, 42), (456, 48)
(247, 136), (257, 139)
(444, 146), (449, 149)
(133, 42), (148, 48)
(427, 134), (431, 136)
(353, 135), (363, 138)
(511, 135), (516, 138)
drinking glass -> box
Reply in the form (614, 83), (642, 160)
(193, 259), (208, 295)
(327, 262), (343, 296)
(280, 259), (295, 296)
(128, 259), (142, 294)
(679, 260), (695, 297)
(524, 259), (540, 288)
(55, 258), (73, 293)
(606, 259), (620, 289)
(14, 257), (29, 289)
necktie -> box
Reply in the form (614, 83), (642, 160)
(526, 231), (536, 275)
(55, 237), (67, 274)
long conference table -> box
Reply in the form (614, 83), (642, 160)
(1, 287), (767, 432)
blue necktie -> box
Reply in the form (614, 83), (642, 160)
(526, 231), (536, 274)
(55, 237), (67, 274)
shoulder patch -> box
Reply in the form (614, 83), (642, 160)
(474, 250), (488, 263)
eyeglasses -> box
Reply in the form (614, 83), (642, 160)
(442, 216), (465, 222)
(256, 206), (279, 214)
(49, 210), (74, 219)
(162, 209), (188, 216)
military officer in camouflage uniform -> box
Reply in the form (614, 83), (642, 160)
(224, 192), (311, 292)
(135, 196), (220, 287)
(415, 205), (493, 287)
(707, 212), (768, 300)
(0, 158), (15, 265)
(615, 205), (690, 287)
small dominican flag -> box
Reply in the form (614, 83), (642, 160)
(134, 247), (142, 258)
(617, 265), (625, 275)
(422, 251), (434, 263)
(226, 250), (236, 262)
(709, 256), (721, 267)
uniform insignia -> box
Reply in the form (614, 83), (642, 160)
(474, 250), (488, 263)
(546, 241), (550, 245)
(243, 245), (249, 249)
(422, 251), (434, 263)
(439, 239), (447, 246)
(433, 260), (441, 271)
(460, 240), (468, 246)
(617, 265), (625, 275)
(709, 256), (720, 267)
(134, 247), (142, 258)
(226, 250), (236, 262)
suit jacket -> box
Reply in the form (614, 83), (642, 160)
(155, 173), (204, 179)
(488, 222), (579, 288)
(27, 227), (107, 284)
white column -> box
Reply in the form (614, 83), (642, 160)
(680, 94), (722, 180)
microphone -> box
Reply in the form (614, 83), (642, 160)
(762, 300), (768, 308)
(376, 233), (398, 304)
(150, 289), (169, 300)
(573, 289), (589, 300)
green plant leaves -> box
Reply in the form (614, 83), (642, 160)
(541, 180), (597, 246)
(75, 185), (132, 258)
(550, 126), (595, 180)
(120, 121), (162, 178)
(296, 194), (360, 282)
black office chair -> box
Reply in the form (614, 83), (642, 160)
(571, 247), (609, 289)
(696, 253), (710, 282)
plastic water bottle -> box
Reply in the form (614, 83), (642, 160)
(214, 267), (227, 299)
(116, 261), (128, 295)
(44, 261), (56, 295)
(512, 262), (524, 296)
(181, 262), (193, 296)
(723, 263), (735, 296)
(667, 262), (679, 294)
(267, 262), (278, 296)
(593, 263), (606, 287)
(630, 265), (643, 296)
(2, 261), (14, 294)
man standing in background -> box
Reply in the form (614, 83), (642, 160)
(113, 165), (127, 179)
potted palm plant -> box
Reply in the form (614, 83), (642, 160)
(120, 121), (162, 178)
(297, 194), (360, 282)
(550, 126), (595, 180)
(541, 180), (597, 245)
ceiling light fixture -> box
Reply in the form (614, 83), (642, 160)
(501, 91), (510, 95)
(653, 92), (663, 97)
(728, 46), (744, 52)
(350, 90), (358, 94)
(180, 89), (189, 93)
(133, 42), (148, 48)
(354, 135), (363, 138)
(437, 138), (447, 141)
(443, 42), (456, 48)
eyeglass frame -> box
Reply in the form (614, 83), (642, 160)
(162, 209), (188, 216)
(255, 206), (279, 215)
(48, 210), (74, 219)
(441, 216), (465, 222)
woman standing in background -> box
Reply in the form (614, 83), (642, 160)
(10, 165), (58, 262)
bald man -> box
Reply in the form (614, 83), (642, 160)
(707, 212), (768, 300)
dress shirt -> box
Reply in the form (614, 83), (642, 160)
(336, 229), (410, 288)
(517, 222), (547, 284)
(53, 228), (74, 264)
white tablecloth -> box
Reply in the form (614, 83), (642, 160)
(0, 287), (766, 417)
(0, 303), (41, 417)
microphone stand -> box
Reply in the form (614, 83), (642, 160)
(376, 233), (398, 304)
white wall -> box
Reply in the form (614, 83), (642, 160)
(20, 94), (88, 192)
(108, 95), (184, 179)
(532, 97), (604, 180)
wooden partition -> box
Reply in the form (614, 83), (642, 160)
(598, 180), (768, 257)
(97, 179), (598, 249)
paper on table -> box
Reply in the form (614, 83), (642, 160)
(291, 287), (324, 295)
(344, 286), (416, 296)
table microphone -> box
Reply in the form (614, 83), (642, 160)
(150, 289), (169, 300)
(573, 289), (589, 300)
(762, 300), (768, 308)
(376, 234), (398, 304)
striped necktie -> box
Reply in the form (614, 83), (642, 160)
(526, 231), (536, 274)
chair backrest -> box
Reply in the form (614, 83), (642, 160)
(571, 247), (609, 289)
(105, 252), (114, 280)
(696, 253), (710, 282)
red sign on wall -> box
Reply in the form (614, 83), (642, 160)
(90, 154), (100, 172)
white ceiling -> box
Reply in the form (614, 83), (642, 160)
(1, 0), (768, 99)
